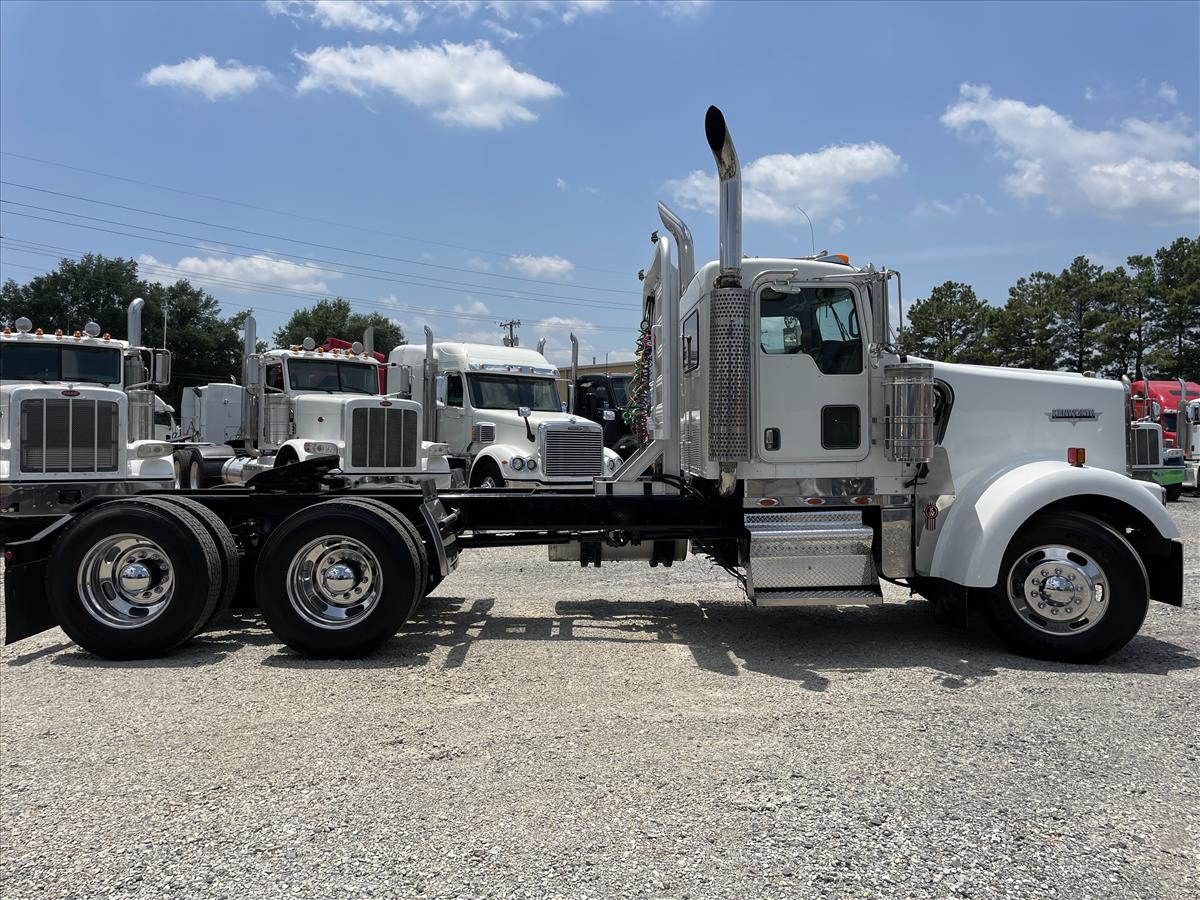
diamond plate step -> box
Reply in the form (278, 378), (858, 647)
(753, 587), (884, 608)
(746, 510), (879, 598)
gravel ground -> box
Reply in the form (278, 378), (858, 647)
(2, 498), (1198, 900)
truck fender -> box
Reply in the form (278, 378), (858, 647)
(278, 438), (341, 466)
(470, 444), (527, 481)
(929, 459), (1180, 590)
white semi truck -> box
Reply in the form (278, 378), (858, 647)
(171, 316), (449, 490)
(2, 107), (1183, 665)
(1177, 382), (1199, 493)
(389, 333), (620, 489)
(0, 299), (175, 541)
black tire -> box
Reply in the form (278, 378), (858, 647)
(173, 449), (202, 489)
(614, 435), (640, 460)
(984, 511), (1148, 663)
(1165, 483), (1183, 502)
(46, 500), (222, 659)
(333, 497), (431, 611)
(470, 459), (505, 488)
(141, 496), (241, 630)
(255, 499), (422, 658)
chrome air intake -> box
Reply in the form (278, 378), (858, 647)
(704, 106), (751, 475)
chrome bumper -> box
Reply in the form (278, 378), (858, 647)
(0, 478), (175, 518)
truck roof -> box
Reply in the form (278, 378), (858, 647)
(0, 329), (132, 350)
(393, 342), (560, 377)
(264, 346), (382, 366)
(1130, 379), (1200, 397)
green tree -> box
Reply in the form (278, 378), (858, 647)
(1143, 236), (1200, 382)
(1094, 264), (1148, 379)
(273, 297), (405, 353)
(989, 272), (1063, 370)
(0, 254), (246, 409)
(898, 281), (992, 363)
(1055, 256), (1108, 373)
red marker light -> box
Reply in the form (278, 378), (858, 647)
(1067, 447), (1086, 467)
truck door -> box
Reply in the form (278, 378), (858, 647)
(440, 372), (469, 450)
(755, 284), (869, 463)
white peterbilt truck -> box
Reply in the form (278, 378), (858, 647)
(0, 299), (175, 541)
(2, 106), (1183, 665)
(171, 316), (449, 490)
(388, 332), (620, 489)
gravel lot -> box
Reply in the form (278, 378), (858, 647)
(2, 498), (1197, 900)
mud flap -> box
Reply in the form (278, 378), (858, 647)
(1148, 538), (1184, 607)
(3, 517), (70, 643)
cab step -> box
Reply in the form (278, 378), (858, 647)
(753, 587), (883, 608)
(745, 510), (879, 603)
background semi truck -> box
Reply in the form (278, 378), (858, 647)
(172, 316), (448, 489)
(0, 299), (174, 541)
(2, 106), (1183, 667)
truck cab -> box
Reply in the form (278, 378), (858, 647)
(572, 373), (641, 459)
(0, 302), (174, 538)
(388, 340), (620, 488)
(174, 322), (449, 490)
(1130, 379), (1200, 449)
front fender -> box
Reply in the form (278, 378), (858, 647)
(930, 460), (1179, 589)
(280, 438), (344, 464)
(472, 443), (538, 481)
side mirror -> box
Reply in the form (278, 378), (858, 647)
(435, 374), (448, 408)
(518, 406), (532, 419)
(152, 349), (172, 386)
(245, 359), (261, 387)
(1151, 400), (1162, 419)
(603, 409), (616, 422)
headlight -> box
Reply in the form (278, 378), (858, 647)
(606, 456), (618, 472)
(510, 457), (526, 471)
(303, 441), (338, 455)
(135, 442), (173, 459)
(525, 456), (537, 471)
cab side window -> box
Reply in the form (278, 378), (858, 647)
(682, 310), (700, 372)
(759, 287), (863, 375)
(447, 373), (464, 408)
(267, 363), (284, 390)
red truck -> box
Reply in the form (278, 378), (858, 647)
(1130, 379), (1200, 449)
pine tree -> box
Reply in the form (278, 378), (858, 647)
(898, 281), (992, 363)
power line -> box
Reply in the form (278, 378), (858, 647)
(0, 204), (638, 313)
(0, 152), (630, 276)
(0, 242), (637, 338)
(0, 182), (635, 295)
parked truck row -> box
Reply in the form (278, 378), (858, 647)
(2, 106), (1185, 669)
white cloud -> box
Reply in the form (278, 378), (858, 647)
(482, 19), (522, 41)
(453, 297), (490, 315)
(266, 1), (423, 34)
(1158, 81), (1178, 104)
(137, 253), (334, 293)
(1083, 86), (1095, 102)
(142, 56), (271, 100)
(941, 82), (1199, 223)
(487, 1), (608, 23)
(911, 193), (997, 218)
(645, 0), (711, 17)
(464, 257), (491, 270)
(828, 217), (846, 234)
(555, 176), (568, 190)
(295, 41), (562, 128)
(666, 143), (903, 224)
(508, 254), (575, 279)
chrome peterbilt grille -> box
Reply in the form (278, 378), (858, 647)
(19, 398), (119, 473)
(1132, 424), (1162, 467)
(349, 406), (418, 469)
(541, 424), (603, 478)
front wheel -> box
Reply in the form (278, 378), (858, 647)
(1165, 483), (1183, 502)
(984, 511), (1148, 663)
(470, 460), (505, 489)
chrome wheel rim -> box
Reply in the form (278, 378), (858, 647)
(1007, 544), (1109, 636)
(285, 535), (383, 629)
(77, 534), (175, 628)
(480, 475), (500, 488)
(173, 457), (185, 489)
(188, 459), (201, 490)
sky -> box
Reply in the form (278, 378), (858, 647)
(1, 0), (1197, 366)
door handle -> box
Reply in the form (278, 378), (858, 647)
(764, 427), (781, 451)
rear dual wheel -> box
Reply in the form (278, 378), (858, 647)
(255, 500), (427, 658)
(47, 500), (226, 659)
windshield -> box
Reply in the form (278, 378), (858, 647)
(609, 375), (631, 407)
(1161, 413), (1177, 434)
(287, 359), (378, 394)
(0, 343), (122, 385)
(468, 374), (560, 411)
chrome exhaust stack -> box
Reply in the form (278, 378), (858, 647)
(704, 106), (751, 493)
(656, 201), (694, 294)
(569, 332), (579, 413)
(363, 325), (375, 357)
(423, 325), (437, 441)
(241, 315), (262, 448)
(127, 297), (144, 347)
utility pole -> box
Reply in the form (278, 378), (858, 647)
(499, 319), (521, 347)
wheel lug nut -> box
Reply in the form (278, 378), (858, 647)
(1041, 570), (1049, 577)
(1038, 603), (1046, 609)
(1054, 568), (1062, 574)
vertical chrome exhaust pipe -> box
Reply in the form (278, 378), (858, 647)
(569, 333), (579, 413)
(537, 337), (546, 355)
(363, 325), (375, 357)
(657, 202), (694, 294)
(127, 297), (144, 347)
(703, 106), (750, 492)
(705, 105), (742, 286)
(423, 325), (437, 441)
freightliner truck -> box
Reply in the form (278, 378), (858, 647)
(1, 299), (175, 542)
(2, 107), (1183, 664)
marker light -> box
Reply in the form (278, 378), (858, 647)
(15, 317), (31, 334)
(302, 337), (316, 351)
(84, 321), (101, 337)
(135, 442), (173, 459)
(1067, 447), (1086, 467)
(303, 441), (338, 456)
